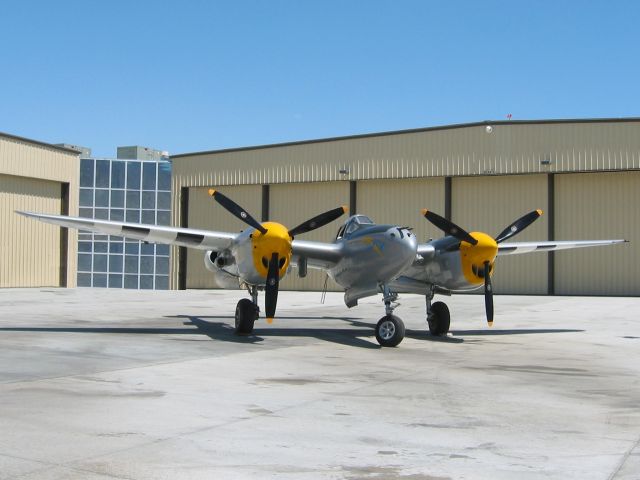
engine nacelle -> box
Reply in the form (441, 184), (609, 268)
(204, 251), (240, 289)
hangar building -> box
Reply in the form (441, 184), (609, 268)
(170, 118), (640, 297)
(1, 132), (79, 287)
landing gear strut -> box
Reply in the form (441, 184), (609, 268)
(426, 287), (450, 336)
(374, 285), (405, 347)
(234, 285), (259, 335)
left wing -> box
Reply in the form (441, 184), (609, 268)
(16, 211), (238, 251)
(497, 239), (628, 255)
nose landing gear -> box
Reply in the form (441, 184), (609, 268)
(374, 285), (406, 347)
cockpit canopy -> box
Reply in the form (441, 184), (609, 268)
(336, 215), (375, 239)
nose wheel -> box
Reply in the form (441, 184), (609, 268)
(375, 314), (406, 347)
(374, 285), (406, 347)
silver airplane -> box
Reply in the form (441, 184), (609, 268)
(17, 190), (626, 347)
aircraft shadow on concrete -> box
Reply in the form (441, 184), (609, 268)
(0, 316), (583, 349)
(176, 315), (381, 349)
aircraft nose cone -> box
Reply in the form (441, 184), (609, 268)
(388, 227), (418, 261)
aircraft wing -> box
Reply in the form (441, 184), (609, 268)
(16, 211), (238, 251)
(291, 239), (344, 270)
(497, 239), (628, 255)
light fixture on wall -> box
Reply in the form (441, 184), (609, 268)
(339, 167), (350, 175)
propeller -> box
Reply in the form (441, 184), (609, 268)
(422, 208), (543, 327)
(421, 210), (477, 245)
(265, 253), (280, 323)
(210, 189), (347, 322)
(209, 189), (267, 234)
(495, 210), (543, 244)
(483, 261), (494, 326)
(288, 206), (348, 237)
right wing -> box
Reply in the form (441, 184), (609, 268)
(16, 211), (238, 251)
(497, 239), (628, 255)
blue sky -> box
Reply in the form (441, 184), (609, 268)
(1, 1), (638, 157)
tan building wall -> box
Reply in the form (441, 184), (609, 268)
(170, 119), (640, 296)
(555, 171), (640, 295)
(0, 133), (79, 288)
(172, 120), (640, 186)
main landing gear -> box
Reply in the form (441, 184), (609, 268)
(374, 285), (406, 347)
(373, 285), (452, 346)
(235, 285), (259, 335)
(426, 287), (450, 336)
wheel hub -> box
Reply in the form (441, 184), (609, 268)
(379, 320), (396, 340)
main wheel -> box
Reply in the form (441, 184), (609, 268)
(428, 301), (450, 336)
(235, 298), (258, 335)
(375, 315), (406, 347)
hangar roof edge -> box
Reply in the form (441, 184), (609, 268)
(0, 131), (81, 155)
(171, 117), (640, 160)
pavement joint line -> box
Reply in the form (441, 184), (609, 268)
(607, 431), (640, 480)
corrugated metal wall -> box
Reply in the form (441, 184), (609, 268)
(452, 175), (549, 294)
(171, 121), (640, 186)
(555, 171), (639, 295)
(1, 175), (62, 287)
(0, 134), (79, 288)
(185, 185), (262, 289)
(270, 182), (350, 291)
(356, 178), (445, 245)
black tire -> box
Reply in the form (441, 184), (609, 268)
(375, 315), (406, 347)
(235, 298), (258, 335)
(428, 301), (450, 336)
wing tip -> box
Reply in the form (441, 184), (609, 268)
(208, 188), (216, 197)
(536, 209), (543, 216)
(421, 208), (428, 216)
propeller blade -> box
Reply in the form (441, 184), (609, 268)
(421, 209), (478, 245)
(484, 261), (494, 326)
(288, 206), (348, 237)
(495, 209), (543, 244)
(209, 189), (267, 235)
(265, 252), (280, 323)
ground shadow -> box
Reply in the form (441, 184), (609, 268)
(0, 317), (380, 350)
(0, 317), (583, 349)
(183, 316), (380, 349)
(451, 328), (584, 336)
